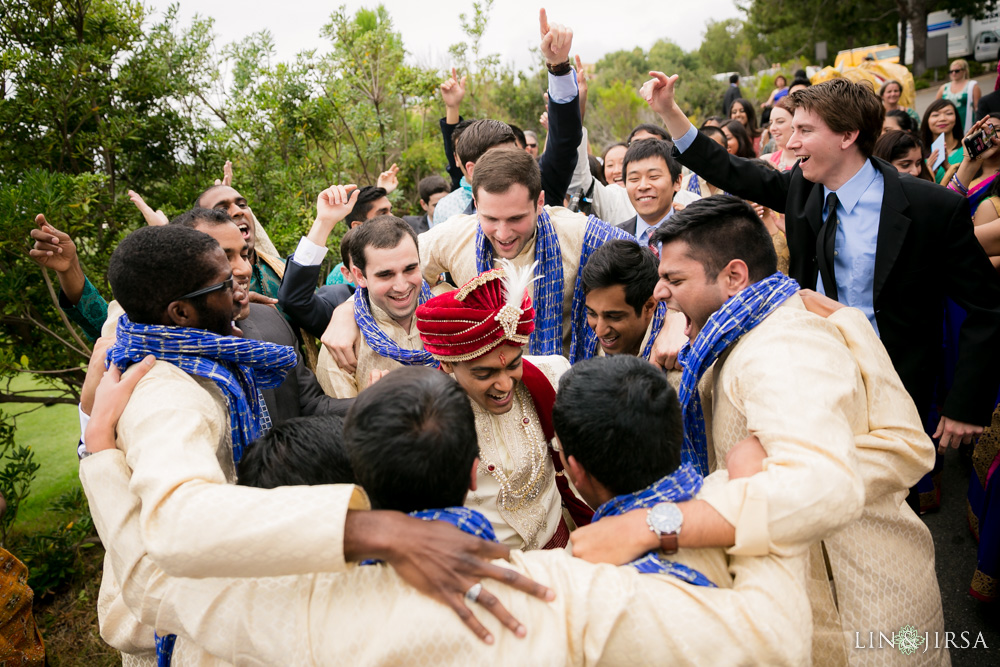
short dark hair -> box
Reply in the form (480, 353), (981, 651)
(456, 119), (517, 166)
(348, 215), (418, 276)
(346, 186), (389, 225)
(582, 239), (658, 315)
(701, 126), (726, 145)
(193, 184), (228, 208)
(553, 356), (682, 496)
(417, 175), (449, 203)
(169, 207), (234, 229)
(651, 195), (777, 283)
(920, 99), (964, 154)
(108, 225), (221, 325)
(344, 366), (477, 512)
(621, 139), (682, 183)
(721, 119), (756, 158)
(451, 119), (475, 155)
(339, 226), (356, 268)
(699, 116), (725, 129)
(729, 73), (740, 84)
(471, 146), (542, 203)
(789, 77), (811, 90)
(237, 415), (355, 488)
(789, 78), (884, 157)
(627, 123), (671, 144)
(885, 109), (917, 133)
(508, 123), (527, 149)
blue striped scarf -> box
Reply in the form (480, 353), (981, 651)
(361, 507), (496, 565)
(578, 300), (668, 362)
(106, 315), (297, 465)
(592, 463), (715, 586)
(475, 209), (634, 359)
(677, 273), (799, 476)
(354, 282), (438, 367)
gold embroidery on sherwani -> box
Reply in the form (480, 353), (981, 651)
(698, 297), (946, 667)
(469, 384), (555, 550)
(316, 300), (423, 399)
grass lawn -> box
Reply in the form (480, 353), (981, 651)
(2, 375), (82, 536)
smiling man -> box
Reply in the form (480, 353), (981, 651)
(570, 196), (946, 666)
(640, 70), (1000, 455)
(415, 263), (592, 550)
(315, 214), (445, 398)
(580, 239), (667, 361)
(617, 139), (684, 249)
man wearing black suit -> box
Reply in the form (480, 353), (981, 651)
(614, 140), (683, 251)
(641, 71), (1000, 450)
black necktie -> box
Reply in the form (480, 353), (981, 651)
(816, 192), (839, 301)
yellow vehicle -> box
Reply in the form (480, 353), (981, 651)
(834, 44), (901, 68)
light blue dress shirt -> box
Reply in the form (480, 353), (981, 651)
(636, 208), (674, 252)
(818, 160), (883, 335)
(675, 123), (885, 334)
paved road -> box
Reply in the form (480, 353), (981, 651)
(914, 72), (994, 117)
(908, 70), (1000, 667)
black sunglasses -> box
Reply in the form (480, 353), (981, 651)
(949, 69), (964, 74)
(178, 275), (234, 300)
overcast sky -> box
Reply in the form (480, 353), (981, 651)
(149, 0), (743, 72)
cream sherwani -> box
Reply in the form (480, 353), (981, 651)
(315, 301), (424, 398)
(418, 206), (588, 354)
(695, 296), (945, 666)
(83, 444), (812, 666)
(82, 361), (369, 666)
(467, 355), (568, 550)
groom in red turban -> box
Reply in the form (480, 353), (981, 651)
(416, 261), (592, 550)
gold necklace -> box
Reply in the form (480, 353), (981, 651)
(473, 384), (549, 513)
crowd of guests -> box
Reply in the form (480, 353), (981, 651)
(6, 8), (1000, 665)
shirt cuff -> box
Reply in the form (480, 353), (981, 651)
(292, 236), (329, 266)
(78, 404), (90, 449)
(547, 70), (579, 105)
(673, 124), (699, 153)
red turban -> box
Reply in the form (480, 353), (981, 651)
(416, 260), (537, 362)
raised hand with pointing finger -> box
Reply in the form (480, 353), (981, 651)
(539, 8), (573, 67)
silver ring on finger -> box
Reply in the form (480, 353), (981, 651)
(464, 582), (483, 604)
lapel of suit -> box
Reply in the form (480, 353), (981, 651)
(871, 158), (911, 305)
(804, 180), (824, 236)
(627, 216), (638, 237)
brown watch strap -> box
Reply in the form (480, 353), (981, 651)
(660, 532), (679, 555)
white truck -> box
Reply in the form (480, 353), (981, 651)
(902, 9), (1000, 64)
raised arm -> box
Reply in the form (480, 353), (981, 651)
(640, 72), (791, 212)
(536, 9), (582, 207)
(439, 68), (467, 191)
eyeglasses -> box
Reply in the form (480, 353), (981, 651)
(949, 69), (964, 74)
(526, 143), (537, 148)
(178, 275), (234, 300)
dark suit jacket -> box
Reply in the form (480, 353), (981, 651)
(617, 216), (639, 237)
(240, 303), (353, 424)
(403, 214), (430, 235)
(277, 259), (354, 339)
(675, 131), (1000, 424)
(437, 85), (581, 211)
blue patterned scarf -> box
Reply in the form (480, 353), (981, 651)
(106, 315), (297, 465)
(362, 507), (496, 565)
(578, 300), (668, 361)
(592, 463), (715, 586)
(475, 208), (634, 358)
(677, 273), (799, 476)
(354, 282), (438, 367)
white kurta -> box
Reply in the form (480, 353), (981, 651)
(418, 206), (589, 355)
(84, 443), (813, 666)
(695, 296), (945, 666)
